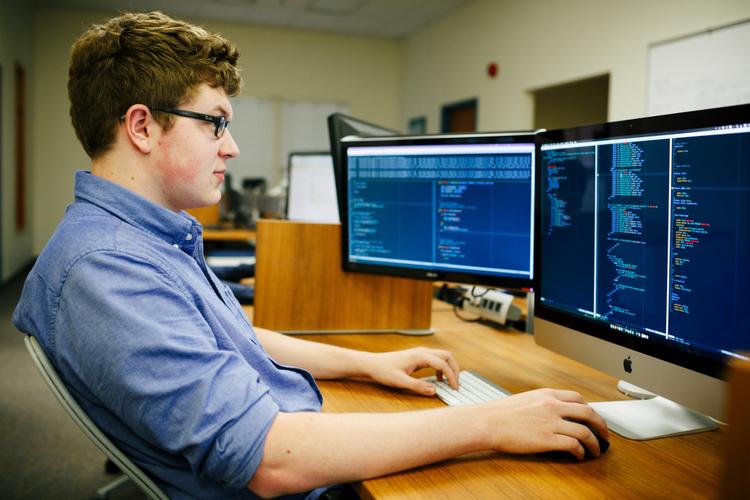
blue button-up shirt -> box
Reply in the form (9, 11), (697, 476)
(14, 171), (324, 499)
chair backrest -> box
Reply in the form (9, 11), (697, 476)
(24, 335), (168, 500)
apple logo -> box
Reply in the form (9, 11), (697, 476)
(623, 356), (633, 373)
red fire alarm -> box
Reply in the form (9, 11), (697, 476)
(487, 62), (499, 78)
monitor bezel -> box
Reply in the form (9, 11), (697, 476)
(534, 102), (750, 381)
(327, 113), (400, 224)
(341, 131), (538, 290)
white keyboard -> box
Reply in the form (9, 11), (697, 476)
(423, 370), (511, 406)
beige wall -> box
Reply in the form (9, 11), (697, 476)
(30, 7), (402, 255)
(10, 1), (750, 270)
(402, 0), (750, 132)
(0, 0), (34, 280)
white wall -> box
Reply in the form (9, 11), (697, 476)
(401, 0), (750, 132)
(0, 0), (34, 280)
(30, 7), (402, 255)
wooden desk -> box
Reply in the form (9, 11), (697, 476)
(292, 299), (722, 499)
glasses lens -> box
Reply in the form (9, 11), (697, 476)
(215, 117), (228, 138)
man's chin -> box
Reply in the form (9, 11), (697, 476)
(186, 195), (221, 211)
(205, 190), (223, 206)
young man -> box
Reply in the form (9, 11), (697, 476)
(14, 11), (608, 500)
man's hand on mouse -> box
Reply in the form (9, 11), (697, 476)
(479, 388), (609, 460)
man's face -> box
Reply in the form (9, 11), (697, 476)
(153, 84), (239, 212)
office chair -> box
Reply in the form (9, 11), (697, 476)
(24, 335), (168, 500)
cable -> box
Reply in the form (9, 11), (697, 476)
(452, 302), (482, 322)
(470, 286), (493, 298)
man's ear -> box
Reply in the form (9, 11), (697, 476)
(122, 104), (156, 154)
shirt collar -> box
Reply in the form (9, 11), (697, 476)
(73, 170), (201, 247)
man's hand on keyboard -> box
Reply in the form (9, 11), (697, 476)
(426, 371), (510, 406)
(362, 347), (460, 396)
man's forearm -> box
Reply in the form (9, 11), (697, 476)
(254, 327), (372, 379)
(248, 405), (489, 498)
(247, 388), (610, 498)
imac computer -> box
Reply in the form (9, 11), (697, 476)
(327, 113), (400, 222)
(340, 132), (536, 290)
(286, 152), (339, 223)
(535, 103), (750, 439)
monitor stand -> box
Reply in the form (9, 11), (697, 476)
(589, 381), (719, 440)
(616, 380), (657, 399)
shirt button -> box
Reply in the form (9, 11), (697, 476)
(186, 233), (193, 241)
(173, 243), (179, 248)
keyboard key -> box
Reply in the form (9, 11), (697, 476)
(423, 371), (511, 406)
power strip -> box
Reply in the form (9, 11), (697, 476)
(461, 286), (521, 325)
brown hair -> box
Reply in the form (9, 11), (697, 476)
(68, 11), (241, 159)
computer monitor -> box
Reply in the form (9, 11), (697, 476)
(535, 103), (750, 439)
(327, 113), (400, 222)
(341, 132), (536, 289)
(286, 152), (339, 223)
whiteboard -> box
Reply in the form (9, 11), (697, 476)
(648, 19), (750, 116)
(229, 97), (275, 188)
(228, 96), (349, 190)
(280, 100), (349, 166)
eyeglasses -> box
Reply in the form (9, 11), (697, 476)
(151, 107), (230, 139)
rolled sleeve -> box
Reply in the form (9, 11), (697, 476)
(55, 250), (276, 487)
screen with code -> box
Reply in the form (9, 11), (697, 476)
(540, 119), (750, 365)
(343, 139), (535, 287)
